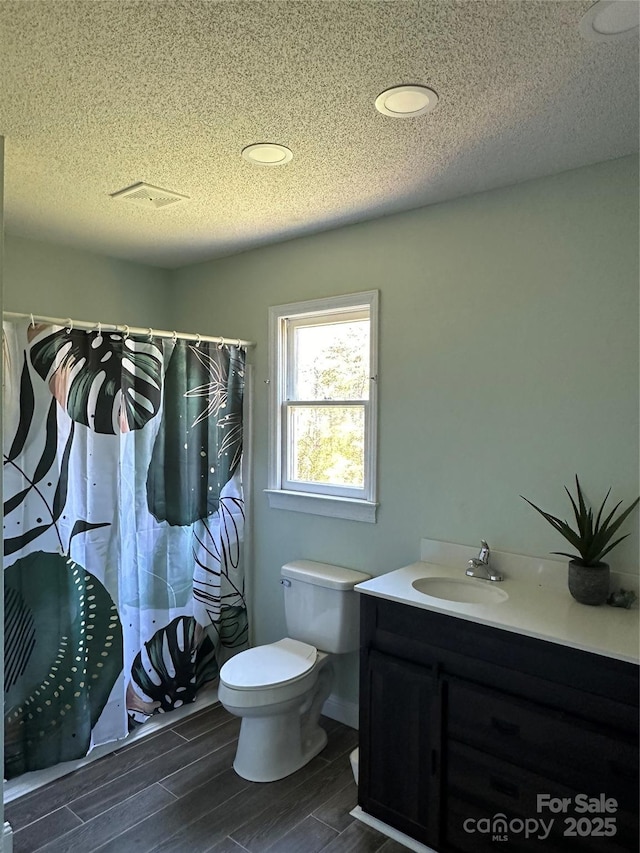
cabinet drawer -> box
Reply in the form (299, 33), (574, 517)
(444, 740), (636, 853)
(447, 678), (639, 810)
(364, 597), (639, 708)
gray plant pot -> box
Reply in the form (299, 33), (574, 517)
(568, 560), (610, 606)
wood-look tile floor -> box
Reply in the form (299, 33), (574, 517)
(6, 704), (406, 853)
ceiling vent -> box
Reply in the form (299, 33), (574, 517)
(110, 182), (189, 209)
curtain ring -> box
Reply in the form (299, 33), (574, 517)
(122, 324), (130, 339)
(172, 330), (178, 344)
(237, 338), (242, 349)
(97, 321), (102, 335)
(218, 336), (225, 350)
(65, 318), (73, 332)
(30, 313), (35, 328)
(147, 327), (153, 340)
(195, 333), (201, 347)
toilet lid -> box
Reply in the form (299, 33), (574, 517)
(219, 638), (317, 689)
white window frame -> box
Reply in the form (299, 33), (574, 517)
(265, 291), (378, 523)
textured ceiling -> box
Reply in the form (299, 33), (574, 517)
(0, 0), (638, 269)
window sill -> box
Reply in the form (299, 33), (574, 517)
(265, 489), (378, 523)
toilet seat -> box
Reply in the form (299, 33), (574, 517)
(220, 637), (317, 690)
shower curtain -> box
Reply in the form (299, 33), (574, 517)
(3, 319), (248, 780)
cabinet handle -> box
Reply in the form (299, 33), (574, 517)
(491, 716), (520, 737)
(490, 776), (519, 799)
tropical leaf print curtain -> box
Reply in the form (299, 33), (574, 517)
(3, 319), (247, 779)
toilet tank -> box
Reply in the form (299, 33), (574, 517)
(281, 560), (371, 654)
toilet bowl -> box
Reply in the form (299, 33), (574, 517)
(218, 638), (332, 782)
(218, 560), (371, 783)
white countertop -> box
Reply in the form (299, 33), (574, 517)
(356, 558), (640, 665)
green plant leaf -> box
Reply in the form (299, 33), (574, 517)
(3, 399), (59, 518)
(69, 519), (111, 547)
(3, 523), (54, 558)
(565, 485), (586, 539)
(520, 496), (584, 557)
(522, 481), (639, 567)
(596, 534), (632, 564)
(51, 421), (74, 521)
(574, 476), (589, 526)
(127, 615), (217, 719)
(593, 487), (612, 534)
(597, 499), (624, 534)
(146, 342), (245, 526)
(4, 552), (123, 779)
(590, 497), (640, 562)
(552, 551), (586, 561)
(31, 399), (59, 485)
(6, 354), (35, 463)
(588, 500), (624, 561)
(30, 327), (163, 434)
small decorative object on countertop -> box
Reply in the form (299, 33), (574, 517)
(522, 475), (639, 607)
(607, 588), (637, 609)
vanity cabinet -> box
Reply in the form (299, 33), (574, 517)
(358, 595), (639, 853)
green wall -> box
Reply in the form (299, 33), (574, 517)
(4, 234), (172, 328)
(171, 156), (639, 704)
(1, 135), (5, 845)
(3, 156), (639, 711)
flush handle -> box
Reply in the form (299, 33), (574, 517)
(280, 578), (291, 587)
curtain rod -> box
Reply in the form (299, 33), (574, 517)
(3, 312), (255, 348)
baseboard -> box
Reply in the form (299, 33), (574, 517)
(321, 693), (359, 729)
(350, 807), (436, 853)
(3, 821), (14, 853)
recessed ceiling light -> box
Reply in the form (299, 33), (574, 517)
(579, 0), (639, 41)
(375, 85), (439, 118)
(242, 143), (293, 166)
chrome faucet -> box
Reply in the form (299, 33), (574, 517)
(466, 539), (503, 582)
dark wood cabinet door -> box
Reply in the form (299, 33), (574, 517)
(358, 648), (439, 846)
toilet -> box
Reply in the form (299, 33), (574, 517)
(218, 559), (371, 782)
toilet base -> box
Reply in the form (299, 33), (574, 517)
(233, 715), (328, 782)
(230, 659), (333, 782)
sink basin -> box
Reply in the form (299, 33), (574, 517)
(411, 576), (508, 605)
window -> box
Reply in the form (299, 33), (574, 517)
(266, 291), (378, 522)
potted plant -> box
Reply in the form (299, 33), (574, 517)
(521, 476), (639, 606)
